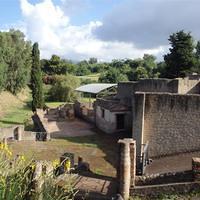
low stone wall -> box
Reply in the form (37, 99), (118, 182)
(136, 171), (193, 186)
(0, 125), (24, 140)
(32, 112), (47, 133)
(130, 181), (200, 198)
(74, 101), (95, 123)
(0, 125), (49, 141)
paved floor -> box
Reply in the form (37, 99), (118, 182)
(145, 151), (200, 175)
(37, 109), (95, 137)
(57, 174), (117, 199)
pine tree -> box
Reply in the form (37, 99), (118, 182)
(31, 43), (44, 111)
(164, 31), (196, 78)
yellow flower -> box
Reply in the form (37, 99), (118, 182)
(6, 149), (12, 157)
(30, 163), (36, 171)
(65, 160), (71, 171)
(19, 155), (25, 162)
(52, 159), (60, 168)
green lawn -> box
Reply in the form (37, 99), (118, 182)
(79, 97), (96, 104)
(45, 102), (66, 108)
(0, 106), (32, 127)
(77, 73), (100, 81)
(0, 89), (32, 128)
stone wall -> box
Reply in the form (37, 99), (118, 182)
(95, 105), (131, 134)
(116, 82), (136, 106)
(135, 79), (179, 93)
(74, 101), (95, 123)
(133, 92), (200, 157)
(130, 181), (200, 198)
(177, 77), (200, 94)
(0, 125), (24, 140)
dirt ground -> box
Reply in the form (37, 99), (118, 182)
(9, 132), (119, 178)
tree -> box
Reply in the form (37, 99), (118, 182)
(0, 30), (32, 94)
(89, 57), (97, 64)
(164, 31), (196, 78)
(31, 43), (44, 111)
(48, 74), (80, 102)
(194, 41), (200, 73)
(99, 68), (128, 83)
(196, 41), (200, 59)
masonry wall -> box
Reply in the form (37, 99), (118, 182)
(135, 79), (179, 93)
(95, 106), (131, 134)
(138, 93), (200, 157)
(178, 77), (200, 94)
(0, 125), (24, 139)
(132, 93), (145, 157)
(116, 82), (136, 105)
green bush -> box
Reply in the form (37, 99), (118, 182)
(48, 74), (80, 102)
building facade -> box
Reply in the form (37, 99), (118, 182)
(94, 75), (200, 158)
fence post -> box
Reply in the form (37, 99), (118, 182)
(118, 139), (136, 200)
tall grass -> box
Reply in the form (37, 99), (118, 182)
(0, 143), (75, 200)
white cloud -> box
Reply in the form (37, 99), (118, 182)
(95, 0), (200, 49)
(19, 0), (165, 61)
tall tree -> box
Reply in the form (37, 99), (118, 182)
(0, 30), (32, 94)
(31, 43), (44, 111)
(164, 31), (196, 78)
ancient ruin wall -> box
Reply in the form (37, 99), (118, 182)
(140, 93), (200, 157)
(177, 78), (200, 94)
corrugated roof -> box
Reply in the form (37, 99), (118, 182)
(75, 83), (117, 94)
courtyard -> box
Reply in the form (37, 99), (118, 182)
(9, 128), (119, 178)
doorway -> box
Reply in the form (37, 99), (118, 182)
(116, 114), (125, 130)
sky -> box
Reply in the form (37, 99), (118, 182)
(0, 0), (200, 61)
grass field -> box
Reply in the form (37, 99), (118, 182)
(77, 73), (100, 82)
(0, 89), (32, 128)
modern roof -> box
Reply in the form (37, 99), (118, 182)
(75, 83), (117, 94)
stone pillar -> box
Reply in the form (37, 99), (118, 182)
(130, 140), (136, 187)
(33, 161), (44, 200)
(118, 139), (136, 200)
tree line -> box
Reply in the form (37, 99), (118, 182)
(41, 30), (200, 83)
(0, 29), (200, 105)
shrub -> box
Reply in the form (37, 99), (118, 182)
(48, 74), (80, 102)
(0, 143), (75, 200)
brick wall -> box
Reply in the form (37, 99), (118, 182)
(133, 92), (200, 157)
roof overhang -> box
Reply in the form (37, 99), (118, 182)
(75, 83), (117, 94)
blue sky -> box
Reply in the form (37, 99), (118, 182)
(0, 0), (121, 28)
(0, 0), (199, 61)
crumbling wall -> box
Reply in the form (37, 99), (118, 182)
(135, 93), (200, 157)
(0, 125), (24, 140)
(74, 101), (94, 123)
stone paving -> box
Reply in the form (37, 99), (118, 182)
(57, 174), (117, 199)
(37, 109), (95, 138)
